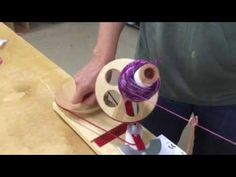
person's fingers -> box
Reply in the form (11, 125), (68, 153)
(72, 83), (88, 104)
(82, 93), (97, 106)
(71, 90), (81, 104)
(189, 115), (199, 127)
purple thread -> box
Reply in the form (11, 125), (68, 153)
(118, 60), (160, 102)
(153, 59), (161, 66)
(129, 91), (236, 146)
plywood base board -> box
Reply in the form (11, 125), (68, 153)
(52, 102), (156, 154)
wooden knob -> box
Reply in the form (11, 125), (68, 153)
(134, 63), (160, 87)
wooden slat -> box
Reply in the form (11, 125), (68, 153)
(53, 102), (156, 154)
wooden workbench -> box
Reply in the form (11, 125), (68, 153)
(0, 23), (95, 154)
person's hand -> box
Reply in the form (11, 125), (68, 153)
(72, 22), (125, 106)
(72, 57), (108, 106)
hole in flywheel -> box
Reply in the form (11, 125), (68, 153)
(105, 69), (120, 86)
(104, 90), (120, 107)
(125, 100), (139, 117)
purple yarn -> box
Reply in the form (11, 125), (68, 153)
(118, 59), (160, 102)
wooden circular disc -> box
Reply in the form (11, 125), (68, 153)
(95, 58), (159, 123)
(55, 78), (100, 115)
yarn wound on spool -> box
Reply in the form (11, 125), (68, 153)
(118, 59), (160, 102)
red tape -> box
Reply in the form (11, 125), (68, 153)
(125, 100), (134, 116)
(132, 134), (146, 151)
(92, 123), (128, 147)
(125, 101), (146, 151)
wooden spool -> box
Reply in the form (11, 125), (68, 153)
(95, 58), (160, 123)
(55, 78), (100, 115)
(134, 63), (159, 87)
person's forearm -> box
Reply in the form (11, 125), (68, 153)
(93, 22), (125, 63)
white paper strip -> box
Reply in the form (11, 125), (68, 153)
(0, 39), (7, 47)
